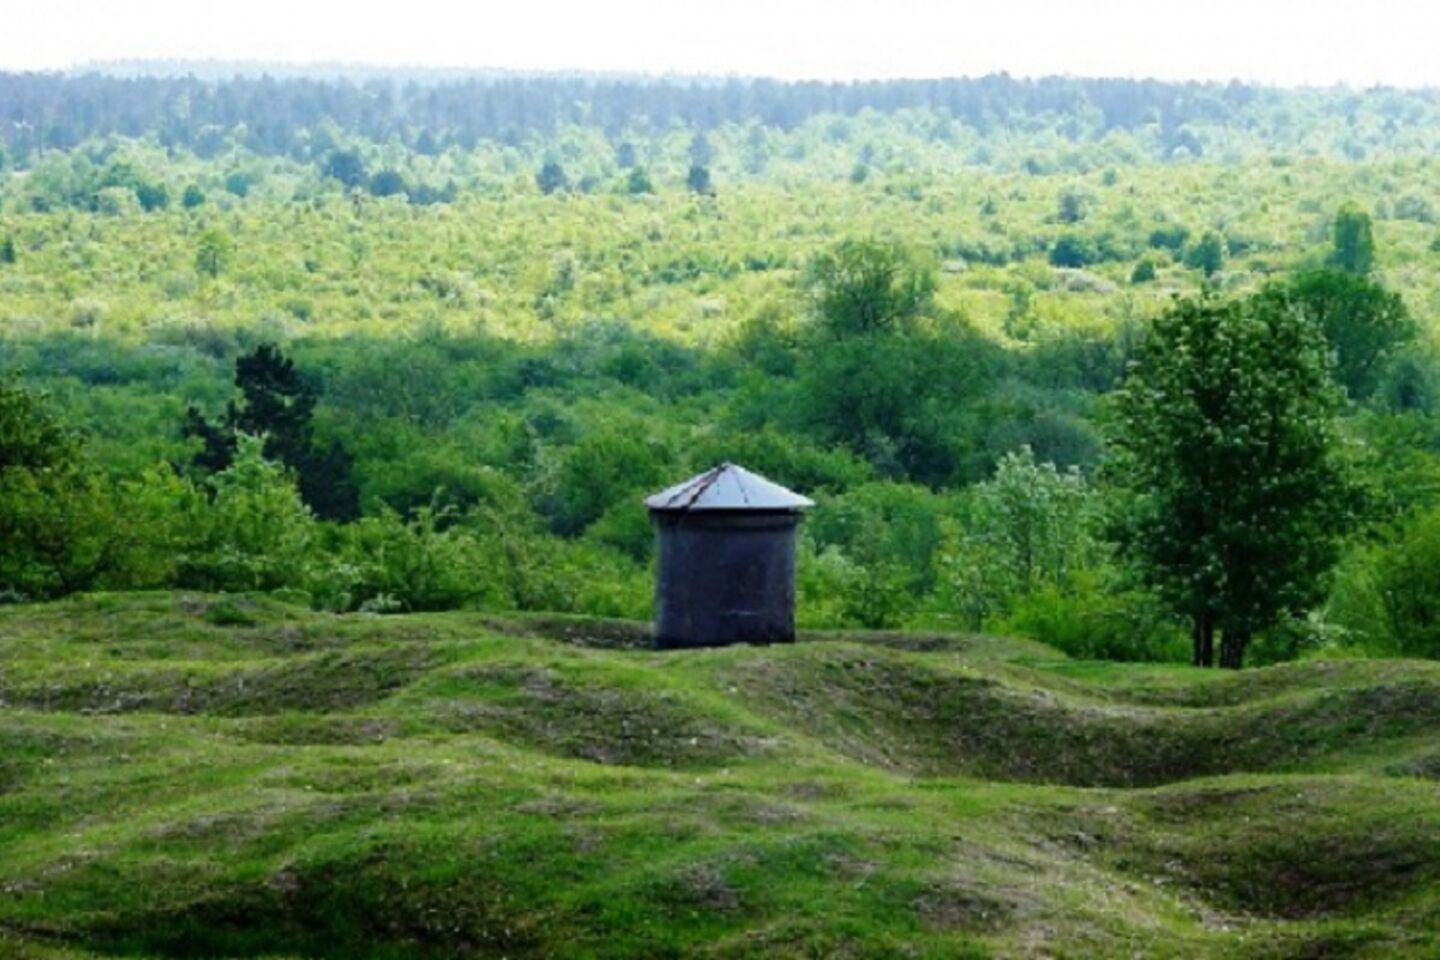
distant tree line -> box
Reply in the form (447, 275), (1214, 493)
(1, 71), (1433, 164)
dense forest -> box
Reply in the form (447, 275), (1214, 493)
(5, 69), (1440, 669)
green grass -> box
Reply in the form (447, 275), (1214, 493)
(1, 593), (1438, 958)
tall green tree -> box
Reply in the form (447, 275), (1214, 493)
(0, 380), (116, 597)
(1329, 202), (1376, 276)
(1184, 231), (1225, 277)
(322, 149), (367, 189)
(1287, 270), (1415, 401)
(806, 239), (936, 340)
(194, 229), (234, 280)
(1107, 291), (1361, 668)
(686, 164), (712, 195)
(184, 344), (359, 521)
(536, 160), (569, 195)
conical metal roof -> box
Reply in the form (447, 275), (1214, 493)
(644, 463), (814, 512)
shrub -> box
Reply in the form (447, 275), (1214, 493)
(1375, 507), (1440, 658)
(996, 579), (1188, 662)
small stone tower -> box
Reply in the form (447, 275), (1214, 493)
(645, 463), (814, 650)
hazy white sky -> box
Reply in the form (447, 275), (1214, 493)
(5, 0), (1440, 87)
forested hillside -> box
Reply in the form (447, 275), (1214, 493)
(4, 69), (1440, 668)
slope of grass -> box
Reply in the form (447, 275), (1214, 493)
(1, 592), (1438, 959)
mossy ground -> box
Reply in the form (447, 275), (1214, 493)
(1, 593), (1438, 959)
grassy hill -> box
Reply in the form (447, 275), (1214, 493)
(1, 594), (1438, 959)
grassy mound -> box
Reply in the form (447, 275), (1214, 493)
(1, 593), (1438, 959)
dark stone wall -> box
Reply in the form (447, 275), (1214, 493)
(652, 511), (800, 649)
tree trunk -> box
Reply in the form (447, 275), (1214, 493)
(1191, 614), (1215, 667)
(1219, 627), (1249, 669)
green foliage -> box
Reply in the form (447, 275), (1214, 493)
(1050, 233), (1098, 268)
(1108, 290), (1362, 668)
(185, 343), (359, 521)
(685, 163), (712, 194)
(625, 167), (654, 195)
(1057, 187), (1092, 224)
(0, 380), (104, 597)
(3, 78), (1440, 659)
(135, 181), (169, 211)
(316, 504), (510, 613)
(995, 577), (1188, 662)
(1329, 202), (1375, 276)
(1375, 506), (1440, 658)
(177, 435), (317, 592)
(806, 239), (936, 339)
(536, 160), (569, 195)
(934, 447), (1099, 628)
(193, 228), (234, 279)
(323, 149), (367, 189)
(368, 169), (407, 197)
(537, 428), (670, 537)
(1183, 231), (1225, 276)
(1286, 270), (1415, 401)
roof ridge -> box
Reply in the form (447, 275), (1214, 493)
(644, 462), (814, 513)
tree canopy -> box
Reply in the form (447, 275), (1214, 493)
(1107, 290), (1362, 668)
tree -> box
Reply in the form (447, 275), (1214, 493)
(0, 380), (116, 597)
(368, 169), (407, 197)
(806, 239), (936, 339)
(178, 434), (317, 592)
(223, 171), (250, 197)
(1050, 234), (1098, 268)
(1287, 270), (1415, 401)
(938, 447), (1098, 629)
(184, 344), (359, 521)
(0, 236), (15, 265)
(625, 166), (654, 195)
(135, 182), (169, 211)
(686, 164), (712, 195)
(1130, 258), (1157, 283)
(194, 229), (234, 280)
(1107, 291), (1361, 669)
(181, 184), (205, 208)
(323, 149), (367, 189)
(536, 160), (569, 195)
(1329, 202), (1375, 276)
(970, 446), (1097, 597)
(1184, 231), (1225, 277)
(1057, 188), (1090, 224)
(1376, 506), (1440, 658)
(688, 132), (713, 166)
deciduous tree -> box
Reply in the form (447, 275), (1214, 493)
(1107, 291), (1361, 668)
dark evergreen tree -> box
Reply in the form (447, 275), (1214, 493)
(184, 344), (359, 521)
(322, 149), (367, 189)
(368, 169), (407, 197)
(135, 182), (169, 211)
(1184, 231), (1225, 277)
(536, 160), (569, 195)
(625, 167), (654, 195)
(686, 164), (712, 194)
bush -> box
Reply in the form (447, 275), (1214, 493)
(995, 579), (1188, 662)
(1049, 233), (1098, 268)
(1375, 507), (1440, 658)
